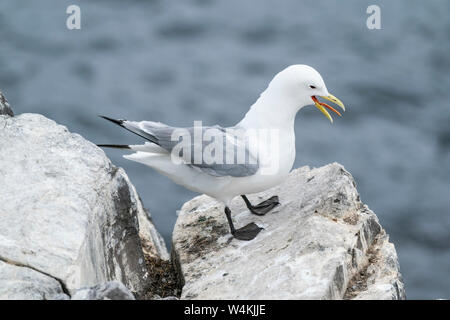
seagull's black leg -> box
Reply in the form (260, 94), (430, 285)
(241, 195), (280, 216)
(224, 206), (263, 241)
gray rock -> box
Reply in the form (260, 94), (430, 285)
(138, 206), (170, 261)
(348, 240), (406, 300)
(0, 260), (69, 300)
(0, 90), (13, 116)
(71, 281), (135, 300)
(0, 113), (169, 297)
(159, 296), (179, 300)
(50, 293), (71, 300)
(149, 294), (179, 300)
(172, 163), (405, 300)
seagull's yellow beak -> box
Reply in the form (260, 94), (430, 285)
(311, 94), (346, 123)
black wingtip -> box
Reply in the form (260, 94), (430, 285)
(98, 115), (125, 126)
(97, 144), (131, 149)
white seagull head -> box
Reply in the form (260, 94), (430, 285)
(265, 64), (346, 123)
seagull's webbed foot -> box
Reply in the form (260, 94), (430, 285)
(224, 207), (263, 241)
(241, 195), (280, 216)
(232, 222), (263, 241)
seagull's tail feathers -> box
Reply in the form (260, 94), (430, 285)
(129, 142), (167, 153)
(124, 152), (196, 186)
(98, 115), (124, 126)
(97, 141), (168, 154)
(99, 115), (160, 146)
(97, 144), (131, 149)
(124, 152), (229, 196)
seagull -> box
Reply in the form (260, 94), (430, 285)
(98, 65), (345, 241)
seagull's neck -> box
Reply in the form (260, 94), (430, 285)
(238, 89), (303, 130)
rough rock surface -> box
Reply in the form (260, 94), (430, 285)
(0, 260), (69, 300)
(0, 90), (13, 116)
(0, 112), (169, 298)
(71, 281), (135, 300)
(172, 163), (405, 300)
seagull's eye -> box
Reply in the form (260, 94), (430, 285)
(309, 85), (316, 89)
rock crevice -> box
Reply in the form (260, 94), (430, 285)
(0, 254), (70, 296)
(0, 258), (69, 300)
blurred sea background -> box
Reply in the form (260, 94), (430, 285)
(1, 0), (449, 299)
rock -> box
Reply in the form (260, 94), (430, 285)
(71, 281), (135, 300)
(0, 90), (13, 116)
(159, 296), (179, 300)
(138, 206), (170, 261)
(172, 163), (405, 300)
(345, 240), (406, 300)
(0, 112), (169, 298)
(0, 260), (69, 300)
(143, 255), (182, 299)
(51, 293), (71, 300)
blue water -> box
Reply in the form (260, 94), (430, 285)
(1, 0), (449, 299)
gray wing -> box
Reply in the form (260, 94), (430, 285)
(124, 120), (259, 177)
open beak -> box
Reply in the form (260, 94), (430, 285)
(311, 94), (346, 123)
